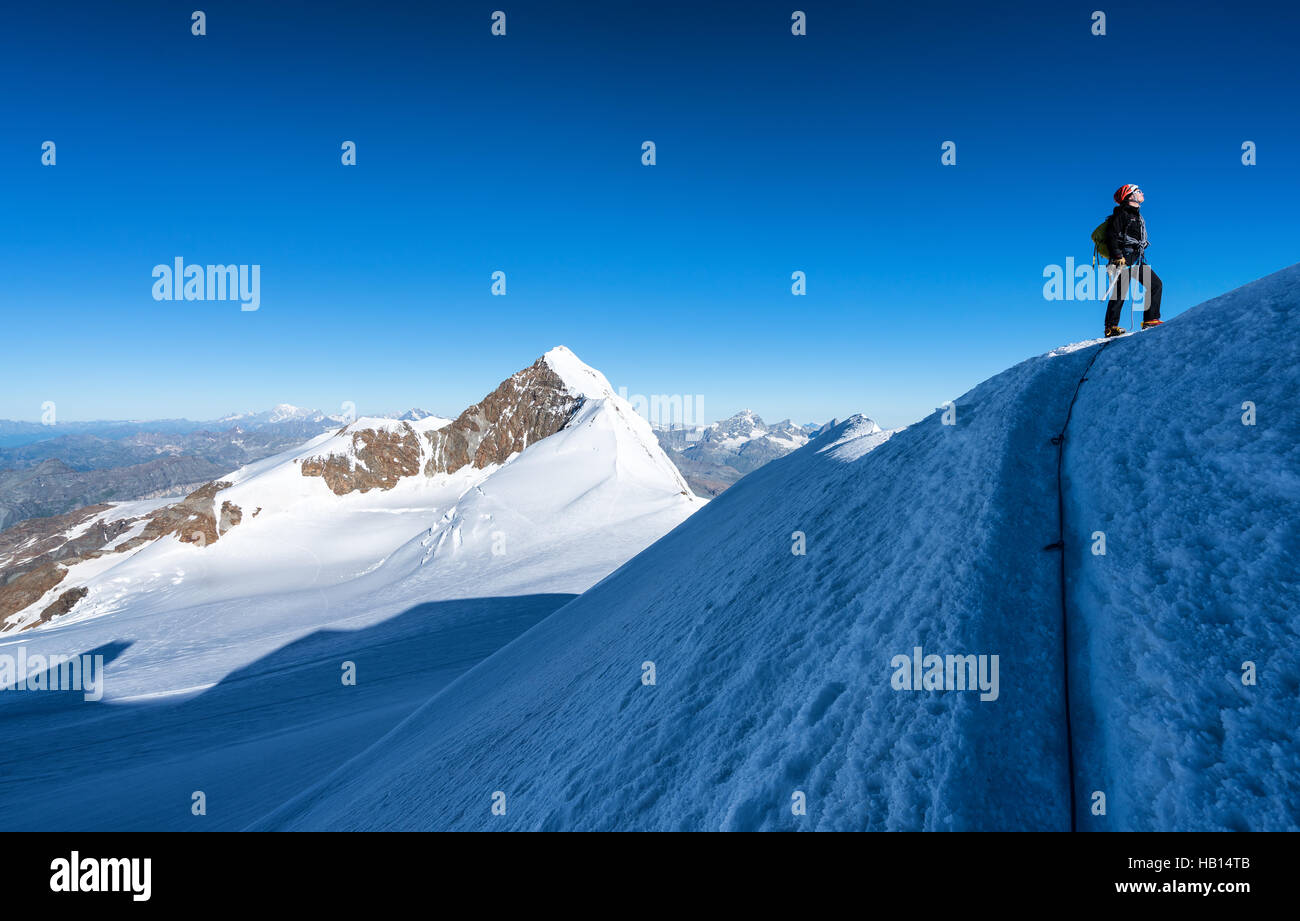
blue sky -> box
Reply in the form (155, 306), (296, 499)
(2, 0), (1296, 429)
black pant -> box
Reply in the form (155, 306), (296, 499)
(1105, 263), (1162, 329)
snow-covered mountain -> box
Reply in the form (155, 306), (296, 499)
(214, 404), (441, 429)
(260, 265), (1300, 832)
(656, 410), (838, 496)
(0, 347), (699, 638)
(396, 408), (438, 422)
(215, 403), (346, 428)
(0, 347), (705, 830)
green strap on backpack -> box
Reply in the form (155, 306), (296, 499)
(1091, 216), (1112, 266)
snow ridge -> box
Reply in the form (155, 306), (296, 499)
(260, 265), (1300, 832)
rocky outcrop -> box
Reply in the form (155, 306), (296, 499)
(423, 356), (583, 476)
(0, 480), (243, 632)
(26, 585), (89, 631)
(0, 503), (116, 571)
(0, 563), (70, 624)
(0, 503), (134, 625)
(297, 356), (587, 494)
(127, 481), (238, 548)
(301, 425), (423, 495)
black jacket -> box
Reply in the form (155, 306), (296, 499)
(1106, 203), (1148, 265)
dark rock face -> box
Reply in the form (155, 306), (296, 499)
(0, 504), (137, 625)
(299, 357), (584, 494)
(127, 481), (239, 549)
(0, 481), (243, 631)
(301, 425), (423, 495)
(0, 503), (117, 571)
(28, 585), (88, 631)
(423, 357), (582, 476)
(0, 563), (71, 626)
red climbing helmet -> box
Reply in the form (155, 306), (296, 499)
(1114, 183), (1141, 204)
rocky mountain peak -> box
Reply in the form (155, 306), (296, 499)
(423, 352), (588, 477)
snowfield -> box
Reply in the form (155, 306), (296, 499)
(1064, 269), (1300, 831)
(3, 264), (1297, 832)
(259, 266), (1299, 832)
(0, 348), (701, 829)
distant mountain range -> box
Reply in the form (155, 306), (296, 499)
(0, 351), (841, 635)
(654, 411), (838, 496)
(0, 407), (438, 530)
(0, 400), (829, 530)
(1, 347), (697, 636)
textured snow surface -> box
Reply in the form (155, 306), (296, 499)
(0, 594), (574, 830)
(263, 266), (1299, 832)
(0, 350), (701, 828)
(1065, 267), (1300, 831)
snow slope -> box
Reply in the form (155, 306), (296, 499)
(262, 265), (1300, 832)
(0, 594), (574, 831)
(4, 348), (697, 649)
(1064, 269), (1300, 831)
(354, 396), (698, 603)
(0, 348), (702, 829)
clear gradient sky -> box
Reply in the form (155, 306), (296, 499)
(2, 0), (1297, 429)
